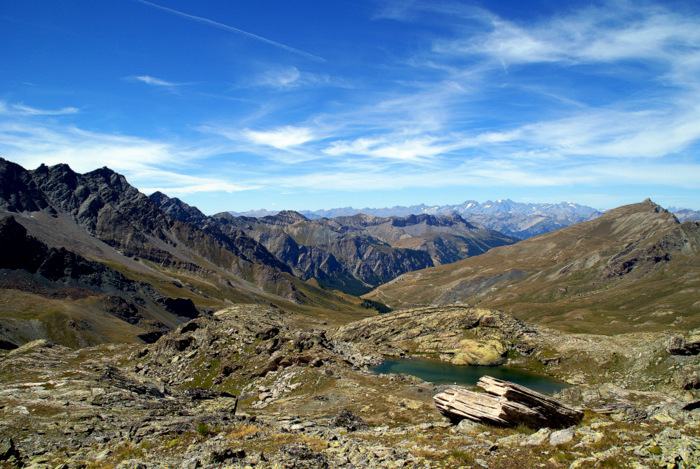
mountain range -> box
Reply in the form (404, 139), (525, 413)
(151, 193), (517, 295)
(232, 200), (604, 239)
(234, 201), (700, 239)
(1, 157), (698, 348)
(365, 199), (700, 334)
(0, 158), (515, 346)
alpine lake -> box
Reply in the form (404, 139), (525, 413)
(371, 357), (568, 395)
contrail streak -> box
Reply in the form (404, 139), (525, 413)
(133, 0), (325, 62)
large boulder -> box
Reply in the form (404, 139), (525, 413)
(667, 333), (700, 356)
(434, 376), (583, 429)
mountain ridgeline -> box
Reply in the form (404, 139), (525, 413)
(0, 158), (515, 346)
(233, 199), (605, 240)
(150, 193), (518, 295)
(365, 199), (700, 334)
(2, 157), (697, 349)
(0, 158), (369, 347)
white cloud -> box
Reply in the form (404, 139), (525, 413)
(139, 173), (259, 195)
(0, 100), (79, 116)
(324, 135), (454, 162)
(432, 1), (700, 79)
(0, 119), (261, 196)
(133, 75), (179, 87)
(259, 67), (302, 88)
(243, 126), (315, 149)
(270, 154), (700, 194)
(0, 122), (172, 173)
(496, 101), (700, 159)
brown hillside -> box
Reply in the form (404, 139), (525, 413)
(365, 200), (700, 334)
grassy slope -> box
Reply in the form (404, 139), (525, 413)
(365, 201), (700, 334)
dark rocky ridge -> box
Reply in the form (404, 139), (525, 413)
(0, 158), (369, 347)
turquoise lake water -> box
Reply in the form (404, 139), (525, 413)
(371, 357), (568, 395)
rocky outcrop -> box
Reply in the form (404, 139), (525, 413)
(0, 158), (52, 213)
(667, 332), (700, 356)
(330, 409), (370, 432)
(334, 305), (540, 362)
(434, 376), (584, 428)
(149, 191), (208, 226)
(2, 304), (700, 469)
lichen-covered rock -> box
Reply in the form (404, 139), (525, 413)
(521, 428), (551, 446)
(549, 427), (575, 446)
(635, 427), (700, 469)
(451, 339), (506, 366)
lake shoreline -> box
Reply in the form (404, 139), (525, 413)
(371, 356), (570, 395)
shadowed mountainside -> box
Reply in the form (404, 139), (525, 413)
(0, 215), (199, 347)
(0, 158), (369, 346)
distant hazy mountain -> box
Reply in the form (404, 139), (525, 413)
(231, 199), (601, 218)
(668, 207), (700, 223)
(232, 200), (604, 239)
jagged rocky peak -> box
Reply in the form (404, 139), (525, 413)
(390, 213), (473, 228)
(0, 157), (52, 213)
(640, 198), (671, 215)
(28, 161), (147, 216)
(148, 191), (170, 206)
(149, 191), (207, 225)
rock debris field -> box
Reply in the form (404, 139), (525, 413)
(1, 305), (700, 468)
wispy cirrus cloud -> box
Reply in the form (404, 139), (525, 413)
(270, 154), (700, 194)
(312, 0), (700, 172)
(0, 117), (258, 196)
(323, 135), (455, 163)
(131, 75), (181, 87)
(138, 171), (258, 196)
(253, 66), (343, 90)
(429, 1), (700, 71)
(0, 100), (79, 116)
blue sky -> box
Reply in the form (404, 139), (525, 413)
(1, 0), (699, 214)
